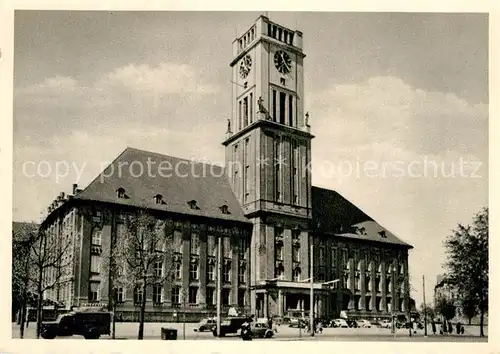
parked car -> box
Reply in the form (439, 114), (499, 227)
(249, 322), (274, 338)
(212, 316), (252, 337)
(40, 309), (111, 339)
(356, 319), (372, 328)
(194, 317), (216, 332)
(379, 320), (392, 329)
(289, 317), (307, 328)
(332, 319), (349, 328)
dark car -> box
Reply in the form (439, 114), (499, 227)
(346, 319), (358, 328)
(212, 316), (252, 337)
(40, 309), (111, 339)
(249, 322), (274, 338)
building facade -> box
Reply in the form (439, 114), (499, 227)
(39, 15), (412, 322)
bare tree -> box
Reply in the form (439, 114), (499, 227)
(28, 228), (73, 338)
(104, 209), (176, 340)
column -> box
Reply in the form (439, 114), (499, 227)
(300, 231), (309, 279)
(264, 292), (269, 318)
(265, 224), (275, 279)
(348, 258), (355, 309)
(231, 237), (239, 305)
(284, 229), (292, 280)
(182, 221), (190, 299)
(199, 225), (207, 306)
(391, 261), (398, 312)
(360, 259), (366, 311)
(381, 261), (387, 312)
(278, 289), (283, 317)
(371, 261), (377, 312)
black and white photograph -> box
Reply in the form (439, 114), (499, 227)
(3, 6), (494, 350)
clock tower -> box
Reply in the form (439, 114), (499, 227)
(223, 15), (314, 316)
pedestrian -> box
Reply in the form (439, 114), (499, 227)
(431, 320), (436, 335)
(456, 322), (461, 335)
(447, 320), (453, 334)
(441, 322), (446, 335)
(318, 321), (323, 334)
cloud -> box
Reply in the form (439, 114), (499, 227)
(308, 76), (488, 305)
(311, 76), (488, 157)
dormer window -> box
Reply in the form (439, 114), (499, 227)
(154, 194), (164, 205)
(117, 188), (126, 199)
(378, 230), (387, 238)
(219, 204), (230, 215)
(187, 200), (199, 210)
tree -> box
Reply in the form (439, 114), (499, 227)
(444, 207), (488, 337)
(435, 296), (456, 321)
(12, 222), (38, 338)
(107, 209), (176, 340)
(28, 228), (73, 338)
(461, 296), (477, 325)
(420, 304), (435, 321)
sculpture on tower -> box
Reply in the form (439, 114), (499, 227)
(257, 96), (271, 120)
(226, 118), (232, 134)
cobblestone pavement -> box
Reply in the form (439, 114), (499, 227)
(11, 322), (488, 342)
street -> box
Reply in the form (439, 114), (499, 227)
(12, 322), (488, 342)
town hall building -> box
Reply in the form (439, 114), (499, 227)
(39, 15), (413, 322)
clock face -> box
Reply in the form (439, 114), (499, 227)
(239, 54), (252, 79)
(274, 50), (292, 75)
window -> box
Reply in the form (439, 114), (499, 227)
(238, 289), (246, 306)
(239, 100), (242, 130)
(318, 266), (326, 282)
(243, 96), (249, 127)
(288, 95), (294, 126)
(154, 261), (163, 277)
(223, 237), (231, 258)
(173, 230), (183, 253)
(153, 284), (163, 305)
(90, 255), (100, 273)
(208, 263), (215, 281)
(291, 140), (299, 204)
(117, 188), (126, 198)
(238, 263), (246, 283)
(174, 262), (182, 280)
(190, 261), (199, 281)
(244, 165), (250, 202)
(272, 90), (277, 121)
(191, 232), (200, 255)
(155, 194), (163, 204)
(116, 287), (124, 303)
(292, 245), (300, 262)
(275, 242), (284, 261)
(249, 93), (253, 124)
(134, 285), (144, 305)
(293, 267), (301, 282)
(279, 92), (286, 124)
(171, 287), (180, 304)
(223, 261), (231, 282)
(292, 229), (300, 241)
(208, 235), (216, 257)
(274, 137), (281, 201)
(318, 246), (325, 265)
(275, 264), (284, 279)
(222, 289), (230, 305)
(206, 287), (215, 305)
(89, 282), (100, 302)
(189, 287), (198, 304)
(92, 229), (102, 246)
(239, 238), (247, 258)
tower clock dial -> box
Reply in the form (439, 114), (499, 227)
(274, 50), (292, 75)
(239, 54), (252, 79)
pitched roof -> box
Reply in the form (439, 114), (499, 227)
(311, 187), (412, 248)
(75, 147), (250, 224)
(12, 221), (39, 243)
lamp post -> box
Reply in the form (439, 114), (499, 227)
(310, 244), (314, 336)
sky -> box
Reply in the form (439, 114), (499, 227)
(12, 11), (488, 307)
